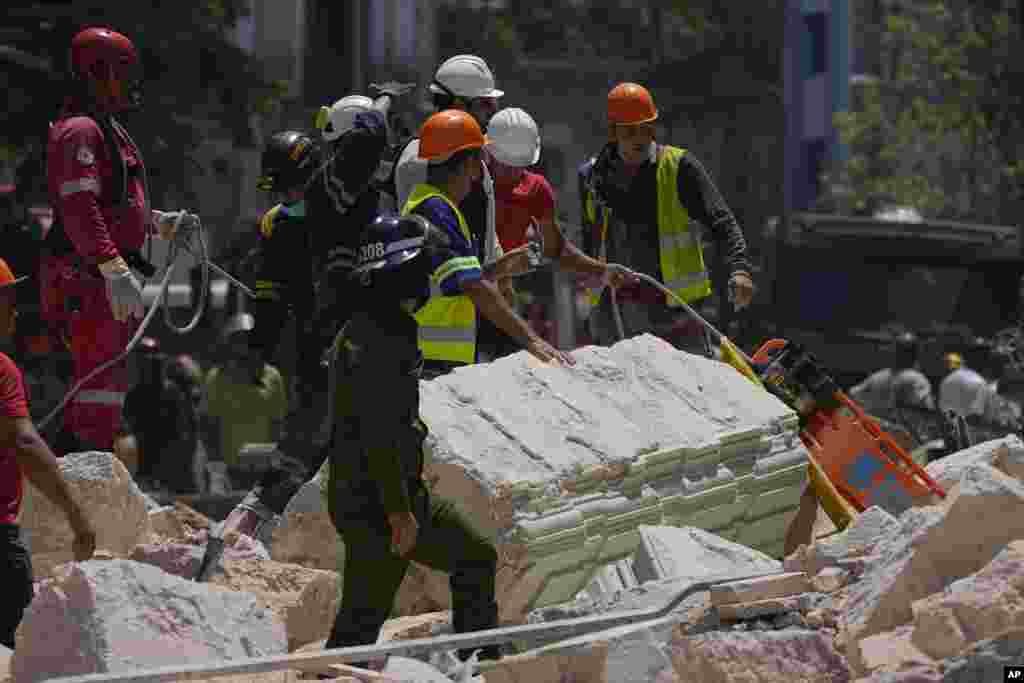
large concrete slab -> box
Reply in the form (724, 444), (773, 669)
(416, 335), (807, 613)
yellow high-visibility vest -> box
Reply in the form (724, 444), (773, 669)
(583, 146), (712, 308)
(402, 184), (480, 364)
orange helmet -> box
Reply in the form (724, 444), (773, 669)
(607, 82), (658, 125)
(418, 109), (489, 163)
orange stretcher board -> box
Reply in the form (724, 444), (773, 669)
(750, 339), (946, 519)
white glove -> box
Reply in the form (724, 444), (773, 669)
(152, 210), (200, 243)
(98, 256), (145, 322)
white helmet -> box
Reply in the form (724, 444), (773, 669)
(428, 55), (504, 100)
(317, 94), (375, 142)
(485, 108), (540, 167)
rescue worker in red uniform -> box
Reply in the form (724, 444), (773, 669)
(44, 27), (187, 453)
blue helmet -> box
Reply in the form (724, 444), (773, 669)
(353, 214), (449, 276)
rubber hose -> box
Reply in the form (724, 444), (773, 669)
(606, 264), (753, 366)
(38, 211), (213, 431)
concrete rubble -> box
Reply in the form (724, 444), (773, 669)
(11, 559), (286, 682)
(11, 338), (1024, 682)
(417, 334), (809, 616)
(17, 452), (153, 579)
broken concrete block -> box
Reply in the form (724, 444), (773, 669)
(374, 657), (454, 682)
(716, 595), (812, 622)
(172, 500), (213, 531)
(940, 628), (1024, 683)
(17, 452), (153, 578)
(847, 625), (935, 677)
(783, 506), (896, 576)
(668, 629), (852, 683)
(909, 540), (1024, 660)
(480, 639), (608, 683)
(132, 546), (337, 651)
(631, 525), (781, 585)
(851, 667), (943, 683)
(130, 536), (269, 580)
(804, 608), (837, 630)
(377, 611), (452, 644)
(710, 572), (810, 606)
(924, 435), (1024, 491)
(148, 505), (186, 540)
(271, 508), (345, 572)
(813, 567), (851, 593)
(842, 463), (1024, 650)
(415, 335), (805, 611)
(207, 558), (342, 652)
(11, 559), (285, 682)
(130, 541), (206, 578)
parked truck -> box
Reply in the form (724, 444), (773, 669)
(750, 211), (1024, 391)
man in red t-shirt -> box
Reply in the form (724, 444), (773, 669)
(485, 108), (632, 355)
(0, 257), (96, 649)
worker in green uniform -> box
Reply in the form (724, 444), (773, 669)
(323, 212), (502, 670)
(322, 111), (575, 671)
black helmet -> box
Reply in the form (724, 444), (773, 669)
(258, 131), (318, 192)
(354, 214), (449, 276)
(351, 214), (452, 308)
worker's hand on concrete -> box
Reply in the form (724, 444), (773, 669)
(98, 256), (145, 322)
(729, 271), (755, 311)
(388, 510), (419, 558)
(527, 336), (576, 367)
(71, 516), (97, 562)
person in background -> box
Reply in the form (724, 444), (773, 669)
(939, 346), (993, 420)
(167, 354), (203, 411)
(202, 313), (288, 486)
(121, 337), (202, 494)
(400, 110), (572, 378)
(578, 83), (755, 355)
(394, 55), (511, 366)
(484, 107), (632, 355)
(848, 333), (934, 422)
(44, 27), (194, 454)
(0, 257), (95, 649)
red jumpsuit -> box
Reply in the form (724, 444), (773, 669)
(45, 101), (150, 450)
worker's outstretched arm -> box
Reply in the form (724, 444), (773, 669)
(4, 416), (95, 560)
(463, 278), (573, 365)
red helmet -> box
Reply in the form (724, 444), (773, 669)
(70, 27), (142, 111)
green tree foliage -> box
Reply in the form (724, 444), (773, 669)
(829, 0), (1024, 223)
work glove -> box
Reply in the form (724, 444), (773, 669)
(98, 256), (145, 322)
(152, 210), (201, 244)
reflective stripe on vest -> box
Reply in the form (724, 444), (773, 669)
(75, 390), (126, 406)
(583, 146), (711, 309)
(401, 184), (478, 364)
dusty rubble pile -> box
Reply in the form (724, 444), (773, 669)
(8, 343), (1024, 680)
(501, 433), (1024, 683)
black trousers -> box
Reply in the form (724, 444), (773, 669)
(0, 524), (34, 650)
(326, 486), (500, 663)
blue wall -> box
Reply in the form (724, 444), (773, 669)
(784, 0), (850, 214)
